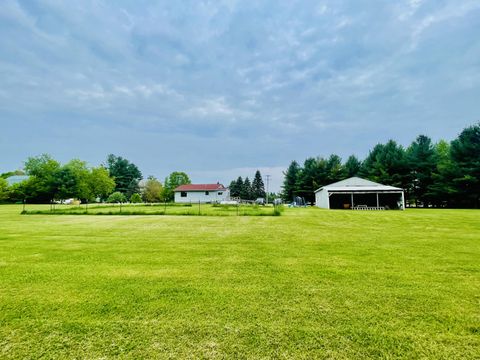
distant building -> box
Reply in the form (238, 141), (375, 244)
(174, 183), (229, 203)
(315, 177), (405, 210)
(5, 175), (29, 186)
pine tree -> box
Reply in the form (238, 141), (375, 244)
(241, 177), (252, 200)
(233, 177), (243, 198)
(406, 135), (436, 206)
(281, 161), (301, 202)
(450, 123), (480, 208)
(252, 170), (266, 199)
(344, 155), (361, 177)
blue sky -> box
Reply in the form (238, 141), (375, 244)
(1, 0), (479, 191)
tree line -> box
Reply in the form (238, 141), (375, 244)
(0, 154), (192, 204)
(228, 170), (267, 200)
(281, 123), (480, 208)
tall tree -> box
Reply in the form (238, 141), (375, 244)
(427, 140), (456, 207)
(450, 123), (480, 208)
(282, 161), (301, 202)
(0, 178), (8, 202)
(406, 135), (436, 206)
(241, 177), (253, 200)
(24, 154), (61, 203)
(56, 159), (91, 201)
(232, 177), (243, 198)
(142, 176), (164, 203)
(252, 170), (266, 199)
(325, 154), (344, 184)
(163, 171), (191, 202)
(344, 155), (361, 178)
(88, 166), (115, 201)
(106, 154), (142, 198)
(360, 140), (408, 189)
(296, 157), (325, 203)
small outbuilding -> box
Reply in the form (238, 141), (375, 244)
(174, 183), (229, 203)
(315, 177), (405, 210)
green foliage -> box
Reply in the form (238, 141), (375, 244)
(89, 166), (116, 201)
(229, 176), (243, 198)
(163, 171), (191, 202)
(1, 169), (25, 179)
(252, 170), (266, 199)
(360, 140), (409, 189)
(130, 193), (142, 203)
(106, 154), (142, 198)
(241, 177), (252, 200)
(106, 191), (126, 203)
(282, 161), (301, 201)
(23, 154), (61, 202)
(142, 177), (164, 203)
(344, 155), (361, 177)
(406, 135), (436, 206)
(449, 123), (480, 207)
(56, 159), (91, 201)
(0, 178), (8, 202)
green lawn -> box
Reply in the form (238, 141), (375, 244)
(0, 205), (479, 359)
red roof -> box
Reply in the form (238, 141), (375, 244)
(174, 183), (227, 192)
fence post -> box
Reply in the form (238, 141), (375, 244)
(120, 202), (122, 214)
(198, 200), (201, 215)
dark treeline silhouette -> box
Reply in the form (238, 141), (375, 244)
(229, 170), (266, 200)
(282, 123), (480, 208)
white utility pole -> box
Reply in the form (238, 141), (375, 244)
(265, 174), (271, 204)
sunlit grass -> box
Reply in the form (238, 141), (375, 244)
(0, 205), (479, 358)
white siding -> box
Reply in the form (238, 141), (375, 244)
(315, 189), (330, 209)
(175, 190), (229, 203)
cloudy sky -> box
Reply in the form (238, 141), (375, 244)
(1, 0), (479, 191)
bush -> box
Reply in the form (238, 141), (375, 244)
(130, 193), (142, 203)
(107, 192), (126, 203)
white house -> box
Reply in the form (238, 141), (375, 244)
(315, 177), (405, 210)
(174, 183), (229, 203)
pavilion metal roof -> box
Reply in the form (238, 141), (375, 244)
(314, 177), (403, 193)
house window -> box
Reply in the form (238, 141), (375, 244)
(181, 192), (187, 197)
(218, 192), (223, 195)
(205, 191), (210, 195)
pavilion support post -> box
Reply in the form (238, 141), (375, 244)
(350, 193), (354, 209)
(376, 193), (379, 208)
(401, 191), (405, 210)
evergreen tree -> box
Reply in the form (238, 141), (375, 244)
(427, 140), (456, 207)
(241, 177), (252, 200)
(252, 170), (266, 199)
(281, 161), (301, 202)
(344, 155), (361, 177)
(296, 157), (325, 203)
(325, 154), (344, 184)
(360, 140), (408, 189)
(406, 135), (436, 206)
(450, 123), (480, 208)
(229, 177), (243, 198)
(234, 177), (244, 198)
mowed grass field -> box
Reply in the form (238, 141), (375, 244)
(0, 205), (479, 359)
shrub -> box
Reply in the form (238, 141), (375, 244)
(130, 193), (142, 203)
(107, 192), (126, 203)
